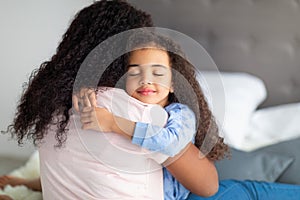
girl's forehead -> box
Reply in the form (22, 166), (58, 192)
(130, 47), (167, 54)
(129, 48), (170, 65)
(128, 63), (169, 69)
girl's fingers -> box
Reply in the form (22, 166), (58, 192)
(83, 95), (91, 107)
(73, 88), (97, 113)
(80, 112), (91, 119)
(72, 94), (80, 113)
(79, 88), (88, 100)
(80, 112), (94, 123)
(83, 89), (97, 107)
(79, 88), (97, 107)
(81, 123), (91, 130)
(82, 122), (97, 130)
(81, 106), (93, 113)
(88, 91), (97, 107)
(80, 117), (90, 124)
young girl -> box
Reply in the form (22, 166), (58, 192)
(77, 31), (224, 199)
(76, 31), (300, 200)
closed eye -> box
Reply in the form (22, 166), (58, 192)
(153, 73), (165, 76)
(153, 69), (166, 76)
(127, 72), (140, 76)
(127, 66), (141, 76)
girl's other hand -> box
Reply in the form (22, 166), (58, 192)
(80, 106), (114, 132)
(72, 88), (97, 113)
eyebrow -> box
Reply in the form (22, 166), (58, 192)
(127, 64), (168, 69)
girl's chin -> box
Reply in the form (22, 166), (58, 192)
(135, 97), (156, 104)
(136, 98), (153, 104)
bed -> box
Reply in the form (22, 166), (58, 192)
(128, 0), (300, 185)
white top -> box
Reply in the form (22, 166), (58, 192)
(39, 87), (168, 200)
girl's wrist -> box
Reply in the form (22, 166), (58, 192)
(95, 107), (115, 132)
(112, 115), (135, 140)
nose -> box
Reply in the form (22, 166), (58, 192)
(139, 72), (153, 85)
(140, 80), (153, 85)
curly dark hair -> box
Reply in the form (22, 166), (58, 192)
(7, 0), (153, 146)
(7, 1), (228, 161)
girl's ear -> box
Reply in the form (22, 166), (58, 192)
(170, 83), (174, 93)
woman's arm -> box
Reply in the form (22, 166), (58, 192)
(0, 176), (41, 192)
(0, 195), (13, 200)
(165, 143), (219, 197)
(23, 177), (42, 191)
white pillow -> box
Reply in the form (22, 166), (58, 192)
(243, 102), (300, 151)
(197, 71), (267, 150)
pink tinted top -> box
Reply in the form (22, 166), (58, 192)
(39, 87), (168, 200)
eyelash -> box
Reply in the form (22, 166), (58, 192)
(128, 72), (165, 76)
(153, 73), (164, 76)
(127, 71), (140, 76)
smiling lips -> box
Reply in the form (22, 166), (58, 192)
(137, 88), (156, 96)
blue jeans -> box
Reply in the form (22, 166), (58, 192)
(187, 180), (300, 200)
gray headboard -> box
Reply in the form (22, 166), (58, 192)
(128, 0), (300, 107)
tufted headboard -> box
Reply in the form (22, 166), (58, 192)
(128, 0), (300, 107)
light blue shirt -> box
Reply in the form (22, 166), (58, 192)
(132, 103), (196, 200)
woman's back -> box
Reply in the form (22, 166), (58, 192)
(39, 88), (168, 199)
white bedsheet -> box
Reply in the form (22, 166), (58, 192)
(0, 151), (42, 200)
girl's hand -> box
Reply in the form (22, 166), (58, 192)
(72, 88), (97, 112)
(80, 106), (114, 132)
(80, 106), (135, 140)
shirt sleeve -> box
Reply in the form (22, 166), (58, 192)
(131, 103), (196, 157)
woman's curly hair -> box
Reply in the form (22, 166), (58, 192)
(8, 1), (228, 161)
(8, 0), (153, 147)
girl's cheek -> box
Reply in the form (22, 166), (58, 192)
(156, 78), (172, 88)
(125, 83), (135, 96)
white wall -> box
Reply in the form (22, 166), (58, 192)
(0, 0), (93, 159)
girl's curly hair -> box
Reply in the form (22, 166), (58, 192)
(114, 31), (229, 161)
(8, 1), (228, 161)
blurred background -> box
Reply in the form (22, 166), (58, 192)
(0, 0), (93, 159)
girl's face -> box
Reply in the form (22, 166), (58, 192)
(125, 48), (173, 107)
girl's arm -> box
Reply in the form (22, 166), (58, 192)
(80, 103), (196, 157)
(74, 89), (194, 156)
